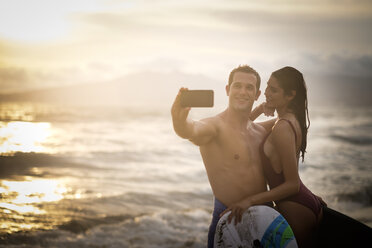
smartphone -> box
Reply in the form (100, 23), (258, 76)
(180, 90), (214, 108)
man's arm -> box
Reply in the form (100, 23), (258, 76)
(171, 88), (217, 146)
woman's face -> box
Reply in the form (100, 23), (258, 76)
(264, 76), (289, 109)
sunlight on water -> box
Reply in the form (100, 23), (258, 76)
(0, 202), (45, 214)
(0, 121), (51, 154)
(0, 178), (71, 232)
(0, 176), (102, 234)
(0, 103), (37, 122)
(0, 221), (46, 233)
(1, 179), (67, 204)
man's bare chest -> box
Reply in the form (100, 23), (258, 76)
(217, 128), (259, 162)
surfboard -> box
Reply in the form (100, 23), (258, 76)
(214, 205), (298, 248)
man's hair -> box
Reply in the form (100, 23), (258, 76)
(228, 65), (261, 91)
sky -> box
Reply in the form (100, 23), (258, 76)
(0, 0), (371, 106)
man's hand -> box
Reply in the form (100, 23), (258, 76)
(171, 88), (192, 138)
(220, 199), (253, 225)
(171, 87), (191, 123)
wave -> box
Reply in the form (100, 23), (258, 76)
(335, 184), (372, 207)
(330, 134), (372, 146)
(0, 214), (137, 246)
(0, 152), (92, 180)
(0, 103), (168, 123)
(0, 209), (210, 247)
(58, 214), (136, 234)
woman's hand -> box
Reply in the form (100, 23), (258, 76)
(315, 195), (327, 207)
(262, 102), (275, 117)
(219, 199), (253, 225)
(250, 102), (275, 121)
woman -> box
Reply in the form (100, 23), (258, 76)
(221, 66), (322, 247)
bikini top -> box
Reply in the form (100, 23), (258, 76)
(260, 119), (299, 188)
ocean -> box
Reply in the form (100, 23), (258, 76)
(0, 102), (371, 247)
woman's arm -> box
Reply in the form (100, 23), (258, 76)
(250, 103), (265, 121)
(250, 102), (276, 121)
(250, 103), (277, 132)
(221, 121), (300, 224)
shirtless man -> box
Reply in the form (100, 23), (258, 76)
(171, 65), (274, 248)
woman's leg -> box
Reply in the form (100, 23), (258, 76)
(278, 201), (318, 248)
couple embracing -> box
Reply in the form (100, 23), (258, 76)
(171, 65), (370, 248)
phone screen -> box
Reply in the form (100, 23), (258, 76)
(180, 90), (214, 108)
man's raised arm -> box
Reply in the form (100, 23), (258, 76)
(171, 88), (217, 146)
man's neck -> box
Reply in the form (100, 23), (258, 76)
(225, 107), (251, 130)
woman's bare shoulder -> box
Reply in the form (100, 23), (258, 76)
(271, 119), (296, 142)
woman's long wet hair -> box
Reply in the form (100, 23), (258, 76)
(272, 66), (310, 162)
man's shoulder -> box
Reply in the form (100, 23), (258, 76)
(196, 112), (226, 139)
(251, 121), (267, 133)
(254, 118), (277, 134)
(200, 111), (225, 124)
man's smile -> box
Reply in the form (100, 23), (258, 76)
(236, 97), (249, 102)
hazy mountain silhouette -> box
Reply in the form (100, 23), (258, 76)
(0, 71), (226, 107)
(0, 71), (370, 107)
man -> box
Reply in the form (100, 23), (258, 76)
(171, 65), (273, 248)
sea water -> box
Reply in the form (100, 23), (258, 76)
(0, 103), (371, 247)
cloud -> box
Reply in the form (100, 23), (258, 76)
(74, 11), (139, 31)
(0, 66), (38, 92)
(0, 67), (28, 85)
(295, 53), (372, 79)
(0, 65), (87, 93)
(289, 53), (372, 106)
(0, 0), (370, 104)
(323, 54), (372, 78)
(208, 4), (372, 54)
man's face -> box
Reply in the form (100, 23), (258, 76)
(226, 71), (261, 112)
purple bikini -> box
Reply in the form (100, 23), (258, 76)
(260, 119), (322, 218)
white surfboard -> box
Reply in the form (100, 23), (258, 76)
(214, 205), (298, 248)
